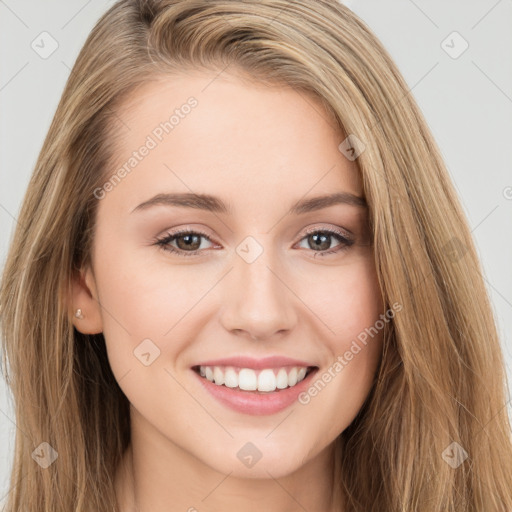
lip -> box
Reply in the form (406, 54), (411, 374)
(192, 355), (315, 370)
(191, 364), (319, 416)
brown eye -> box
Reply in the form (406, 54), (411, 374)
(174, 233), (202, 251)
(307, 232), (332, 251)
(154, 227), (354, 258)
(297, 228), (354, 256)
(155, 229), (214, 257)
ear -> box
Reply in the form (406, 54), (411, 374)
(69, 265), (103, 334)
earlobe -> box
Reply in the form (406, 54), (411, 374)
(69, 266), (103, 334)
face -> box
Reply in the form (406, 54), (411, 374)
(72, 69), (384, 480)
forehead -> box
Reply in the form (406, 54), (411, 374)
(103, 70), (363, 213)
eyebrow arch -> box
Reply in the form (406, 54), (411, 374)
(130, 191), (367, 215)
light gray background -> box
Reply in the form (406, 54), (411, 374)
(1, 0), (511, 500)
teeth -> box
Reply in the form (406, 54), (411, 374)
(213, 367), (224, 386)
(288, 367), (298, 387)
(224, 367), (238, 388)
(239, 368), (257, 391)
(197, 365), (311, 392)
(258, 369), (276, 392)
(276, 368), (288, 389)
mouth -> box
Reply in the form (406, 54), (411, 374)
(191, 364), (318, 394)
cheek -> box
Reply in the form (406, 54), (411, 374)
(306, 255), (384, 345)
(91, 234), (214, 370)
(91, 245), (201, 417)
(326, 258), (384, 387)
(294, 257), (384, 437)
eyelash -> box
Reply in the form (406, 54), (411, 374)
(153, 226), (355, 258)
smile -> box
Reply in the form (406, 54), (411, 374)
(191, 362), (319, 415)
(193, 365), (315, 393)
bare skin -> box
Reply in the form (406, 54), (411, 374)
(71, 68), (384, 512)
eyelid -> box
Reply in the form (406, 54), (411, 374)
(157, 223), (352, 243)
(300, 224), (353, 239)
(153, 226), (218, 257)
(155, 225), (216, 243)
(153, 223), (355, 257)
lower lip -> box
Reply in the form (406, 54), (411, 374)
(192, 367), (318, 416)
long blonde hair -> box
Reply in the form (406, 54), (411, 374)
(1, 1), (511, 510)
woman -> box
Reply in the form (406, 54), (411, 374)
(1, 1), (511, 511)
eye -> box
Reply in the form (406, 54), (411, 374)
(295, 227), (355, 257)
(154, 228), (215, 257)
(153, 226), (355, 258)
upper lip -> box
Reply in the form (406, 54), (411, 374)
(192, 356), (317, 370)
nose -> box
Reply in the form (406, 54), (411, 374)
(219, 238), (298, 341)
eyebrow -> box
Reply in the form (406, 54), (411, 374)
(130, 191), (367, 215)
